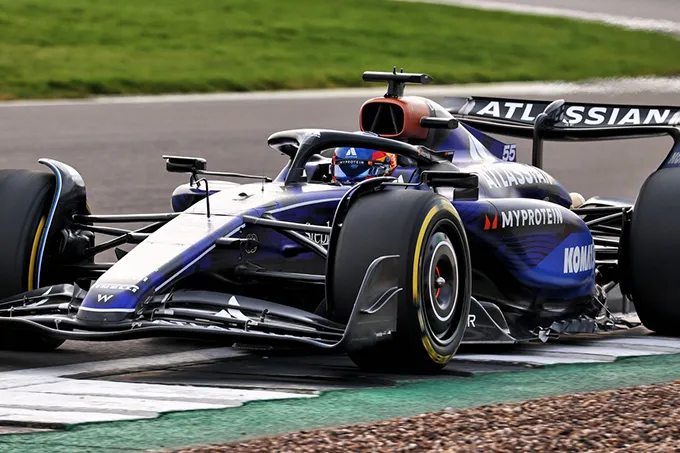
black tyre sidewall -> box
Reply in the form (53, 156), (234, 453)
(627, 167), (680, 335)
(0, 170), (55, 300)
(0, 170), (66, 351)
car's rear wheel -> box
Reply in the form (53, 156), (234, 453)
(622, 167), (680, 336)
(0, 170), (65, 351)
(329, 189), (472, 373)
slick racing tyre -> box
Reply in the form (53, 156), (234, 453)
(622, 167), (680, 336)
(330, 189), (472, 373)
(0, 170), (65, 351)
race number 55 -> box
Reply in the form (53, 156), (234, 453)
(502, 144), (516, 161)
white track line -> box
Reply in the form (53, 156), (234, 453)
(0, 347), (316, 426)
(453, 353), (610, 365)
(1, 77), (680, 108)
(1, 335), (679, 426)
(401, 0), (680, 34)
(0, 346), (249, 388)
(454, 334), (680, 366)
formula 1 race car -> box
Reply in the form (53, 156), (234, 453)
(1, 69), (679, 373)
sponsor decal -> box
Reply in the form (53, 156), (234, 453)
(484, 207), (564, 230)
(476, 101), (541, 122)
(467, 314), (476, 328)
(501, 208), (564, 228)
(484, 214), (498, 230)
(97, 294), (114, 303)
(561, 106), (680, 127)
(338, 158), (365, 165)
(502, 144), (516, 162)
(145, 319), (228, 330)
(472, 100), (680, 127)
(666, 151), (680, 166)
(91, 283), (140, 293)
(305, 220), (330, 246)
(478, 165), (552, 189)
(563, 244), (595, 274)
(244, 233), (258, 254)
(346, 147), (357, 156)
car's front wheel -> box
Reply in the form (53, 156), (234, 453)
(329, 189), (472, 373)
(0, 169), (65, 351)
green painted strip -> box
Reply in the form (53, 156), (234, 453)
(2, 353), (680, 453)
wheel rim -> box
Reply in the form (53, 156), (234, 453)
(423, 230), (459, 347)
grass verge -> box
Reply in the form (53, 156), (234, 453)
(1, 0), (680, 99)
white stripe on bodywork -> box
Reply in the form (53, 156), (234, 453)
(468, 133), (497, 161)
(98, 214), (234, 285)
(223, 224), (246, 238)
(266, 198), (344, 214)
(76, 306), (137, 313)
(35, 160), (63, 288)
(156, 245), (216, 292)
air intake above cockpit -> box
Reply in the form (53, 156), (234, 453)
(360, 102), (404, 135)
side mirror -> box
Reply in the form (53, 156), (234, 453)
(162, 155), (207, 174)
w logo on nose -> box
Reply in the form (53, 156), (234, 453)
(484, 214), (498, 230)
(97, 294), (114, 303)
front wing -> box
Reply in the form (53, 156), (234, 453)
(0, 255), (401, 352)
(0, 255), (635, 351)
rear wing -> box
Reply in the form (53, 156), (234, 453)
(445, 96), (680, 169)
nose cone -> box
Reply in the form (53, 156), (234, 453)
(77, 283), (144, 323)
(77, 213), (245, 324)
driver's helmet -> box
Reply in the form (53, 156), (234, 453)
(332, 146), (397, 184)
